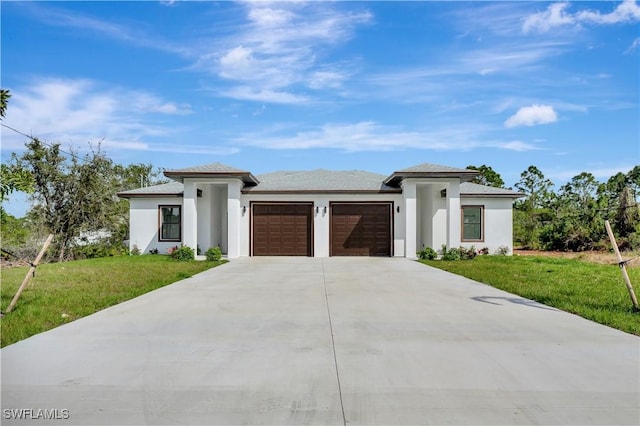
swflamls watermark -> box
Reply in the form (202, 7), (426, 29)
(3, 408), (70, 420)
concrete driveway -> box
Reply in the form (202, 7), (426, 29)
(2, 257), (638, 425)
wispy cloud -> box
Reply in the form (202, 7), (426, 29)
(195, 2), (372, 103)
(232, 121), (540, 153)
(1, 78), (198, 155)
(18, 2), (191, 56)
(548, 164), (638, 181)
(625, 37), (640, 53)
(504, 105), (558, 128)
(523, 0), (640, 33)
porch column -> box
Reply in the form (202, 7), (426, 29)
(446, 180), (461, 249)
(227, 179), (242, 259)
(183, 179), (198, 252)
(403, 180), (417, 259)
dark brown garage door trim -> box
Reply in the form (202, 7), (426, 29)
(330, 202), (394, 257)
(250, 202), (314, 257)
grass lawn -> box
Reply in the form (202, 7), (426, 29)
(1, 255), (226, 347)
(420, 255), (640, 336)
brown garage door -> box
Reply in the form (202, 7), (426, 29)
(252, 203), (313, 256)
(331, 203), (392, 256)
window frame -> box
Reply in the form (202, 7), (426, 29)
(461, 205), (484, 242)
(158, 205), (182, 242)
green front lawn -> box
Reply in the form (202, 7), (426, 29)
(420, 255), (640, 336)
(1, 255), (226, 347)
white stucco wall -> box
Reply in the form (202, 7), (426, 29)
(459, 197), (514, 254)
(240, 193), (405, 257)
(128, 197), (183, 254)
(126, 181), (515, 258)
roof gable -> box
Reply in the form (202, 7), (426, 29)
(384, 163), (479, 186)
(164, 162), (259, 186)
(460, 182), (523, 198)
(117, 182), (184, 198)
(244, 169), (399, 193)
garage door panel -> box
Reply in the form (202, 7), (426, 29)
(252, 204), (312, 256)
(331, 203), (391, 257)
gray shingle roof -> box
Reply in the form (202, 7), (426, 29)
(117, 182), (184, 198)
(245, 170), (399, 193)
(163, 162), (259, 185)
(384, 163), (480, 185)
(460, 182), (523, 198)
(396, 163), (475, 173)
(118, 165), (520, 198)
(165, 162), (249, 174)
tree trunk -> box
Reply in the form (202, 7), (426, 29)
(58, 244), (66, 262)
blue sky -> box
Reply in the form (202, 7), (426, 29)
(1, 1), (639, 217)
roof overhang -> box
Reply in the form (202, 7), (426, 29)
(163, 171), (259, 187)
(117, 189), (202, 199)
(241, 189), (402, 195)
(460, 192), (524, 199)
(384, 170), (480, 186)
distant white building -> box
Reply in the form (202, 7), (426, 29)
(118, 162), (522, 258)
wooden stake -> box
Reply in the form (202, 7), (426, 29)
(4, 234), (54, 314)
(604, 220), (639, 311)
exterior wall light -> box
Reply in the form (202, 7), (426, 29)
(396, 206), (400, 213)
(323, 206), (327, 214)
(242, 206), (247, 214)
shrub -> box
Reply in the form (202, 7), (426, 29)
(496, 245), (510, 256)
(442, 247), (461, 261)
(417, 247), (437, 260)
(149, 248), (159, 255)
(478, 247), (490, 256)
(171, 245), (195, 261)
(206, 246), (222, 261)
(459, 246), (477, 260)
(131, 245), (141, 256)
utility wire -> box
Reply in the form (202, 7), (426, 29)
(1, 122), (97, 163)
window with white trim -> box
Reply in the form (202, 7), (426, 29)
(159, 205), (181, 241)
(461, 205), (484, 242)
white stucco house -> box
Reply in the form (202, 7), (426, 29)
(117, 162), (522, 258)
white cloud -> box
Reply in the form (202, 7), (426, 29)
(23, 3), (190, 56)
(626, 37), (640, 53)
(232, 121), (541, 153)
(523, 0), (640, 33)
(219, 86), (309, 104)
(496, 141), (540, 151)
(198, 2), (372, 103)
(523, 2), (575, 33)
(1, 78), (195, 154)
(577, 0), (640, 24)
(548, 164), (638, 181)
(504, 105), (558, 128)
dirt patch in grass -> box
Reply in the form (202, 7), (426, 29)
(514, 249), (640, 268)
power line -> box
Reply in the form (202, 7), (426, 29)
(1, 122), (90, 162)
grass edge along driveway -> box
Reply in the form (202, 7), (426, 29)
(1, 255), (226, 347)
(420, 255), (640, 336)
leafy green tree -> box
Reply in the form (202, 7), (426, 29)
(0, 163), (34, 201)
(0, 89), (34, 201)
(0, 207), (29, 248)
(513, 166), (555, 249)
(541, 172), (603, 251)
(0, 89), (10, 118)
(18, 139), (119, 261)
(616, 186), (640, 238)
(466, 164), (505, 188)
